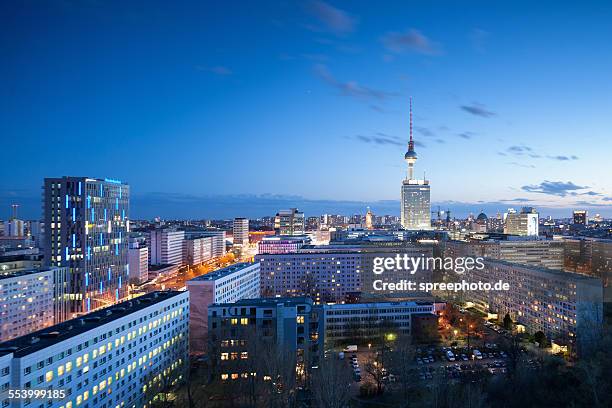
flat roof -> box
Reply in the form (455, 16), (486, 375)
(0, 268), (56, 281)
(188, 262), (258, 282)
(210, 296), (312, 308)
(0, 291), (185, 358)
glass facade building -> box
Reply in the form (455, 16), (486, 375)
(43, 177), (130, 315)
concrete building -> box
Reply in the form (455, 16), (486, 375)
(401, 98), (431, 230)
(232, 218), (249, 248)
(274, 208), (305, 236)
(0, 291), (188, 408)
(128, 244), (148, 285)
(444, 237), (564, 270)
(563, 237), (612, 302)
(0, 267), (68, 342)
(321, 301), (436, 346)
(3, 219), (25, 237)
(195, 231), (226, 259)
(43, 177), (130, 314)
(256, 243), (434, 301)
(257, 235), (310, 254)
(186, 262), (261, 353)
(467, 259), (602, 352)
(207, 297), (322, 382)
(149, 229), (185, 266)
(183, 236), (213, 266)
(504, 207), (539, 236)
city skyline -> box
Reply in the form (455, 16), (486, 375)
(1, 1), (611, 219)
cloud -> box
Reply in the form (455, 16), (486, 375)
(508, 162), (536, 169)
(198, 65), (232, 75)
(458, 132), (474, 139)
(521, 180), (589, 197)
(507, 145), (533, 154)
(460, 102), (495, 118)
(314, 64), (396, 100)
(415, 126), (434, 137)
(350, 133), (403, 147)
(381, 29), (442, 55)
(306, 1), (357, 35)
(548, 155), (579, 161)
(603, 197), (612, 201)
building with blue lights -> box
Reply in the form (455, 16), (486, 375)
(43, 177), (130, 316)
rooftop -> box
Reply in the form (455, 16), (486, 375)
(484, 258), (602, 282)
(210, 296), (312, 308)
(0, 291), (185, 358)
(0, 267), (57, 281)
(188, 262), (258, 282)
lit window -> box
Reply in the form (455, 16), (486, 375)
(296, 316), (305, 324)
(221, 353), (229, 361)
(45, 371), (53, 382)
(230, 318), (238, 325)
(241, 352), (248, 359)
(231, 373), (239, 380)
(221, 374), (228, 380)
(240, 318), (248, 325)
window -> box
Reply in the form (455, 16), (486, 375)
(240, 318), (248, 325)
(45, 371), (53, 382)
(296, 316), (305, 324)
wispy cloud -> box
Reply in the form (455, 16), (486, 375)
(381, 29), (442, 55)
(350, 132), (403, 147)
(314, 64), (396, 100)
(306, 1), (357, 35)
(521, 180), (590, 197)
(458, 132), (475, 139)
(415, 126), (434, 137)
(548, 155), (579, 161)
(460, 102), (495, 118)
(508, 162), (536, 169)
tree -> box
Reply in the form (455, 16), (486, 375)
(387, 336), (416, 400)
(310, 357), (352, 408)
(534, 331), (547, 348)
(503, 313), (513, 330)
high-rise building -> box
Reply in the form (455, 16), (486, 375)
(3, 204), (25, 237)
(187, 262), (261, 353)
(365, 207), (374, 230)
(128, 242), (148, 285)
(0, 266), (68, 341)
(401, 98), (431, 230)
(504, 207), (539, 236)
(149, 228), (185, 266)
(182, 236), (213, 266)
(195, 231), (227, 258)
(232, 217), (249, 247)
(0, 291), (189, 408)
(43, 177), (130, 315)
(274, 208), (305, 236)
(573, 210), (588, 225)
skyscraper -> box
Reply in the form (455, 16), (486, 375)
(504, 207), (539, 236)
(573, 210), (588, 225)
(233, 217), (249, 247)
(274, 208), (305, 235)
(43, 177), (130, 315)
(401, 98), (431, 230)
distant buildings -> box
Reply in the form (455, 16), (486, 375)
(207, 297), (322, 382)
(274, 208), (305, 236)
(365, 207), (374, 230)
(573, 210), (588, 225)
(183, 236), (212, 266)
(186, 262), (260, 353)
(232, 218), (249, 247)
(563, 237), (612, 302)
(149, 228), (185, 266)
(504, 207), (539, 236)
(257, 235), (310, 254)
(0, 266), (68, 341)
(195, 231), (227, 259)
(467, 259), (602, 352)
(401, 99), (431, 230)
(0, 291), (189, 408)
(43, 177), (130, 314)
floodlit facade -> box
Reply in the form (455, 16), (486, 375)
(0, 267), (68, 341)
(128, 244), (148, 285)
(186, 262), (260, 353)
(182, 236), (213, 266)
(43, 177), (130, 314)
(0, 291), (189, 408)
(257, 235), (310, 254)
(504, 207), (539, 236)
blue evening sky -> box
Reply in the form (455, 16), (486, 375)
(1, 1), (611, 219)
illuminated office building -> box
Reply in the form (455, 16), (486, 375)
(43, 177), (130, 315)
(504, 207), (539, 236)
(573, 210), (588, 225)
(401, 98), (431, 230)
(274, 208), (305, 236)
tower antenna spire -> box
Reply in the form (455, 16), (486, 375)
(409, 96), (413, 145)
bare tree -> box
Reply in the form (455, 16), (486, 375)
(388, 336), (416, 399)
(310, 357), (352, 408)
